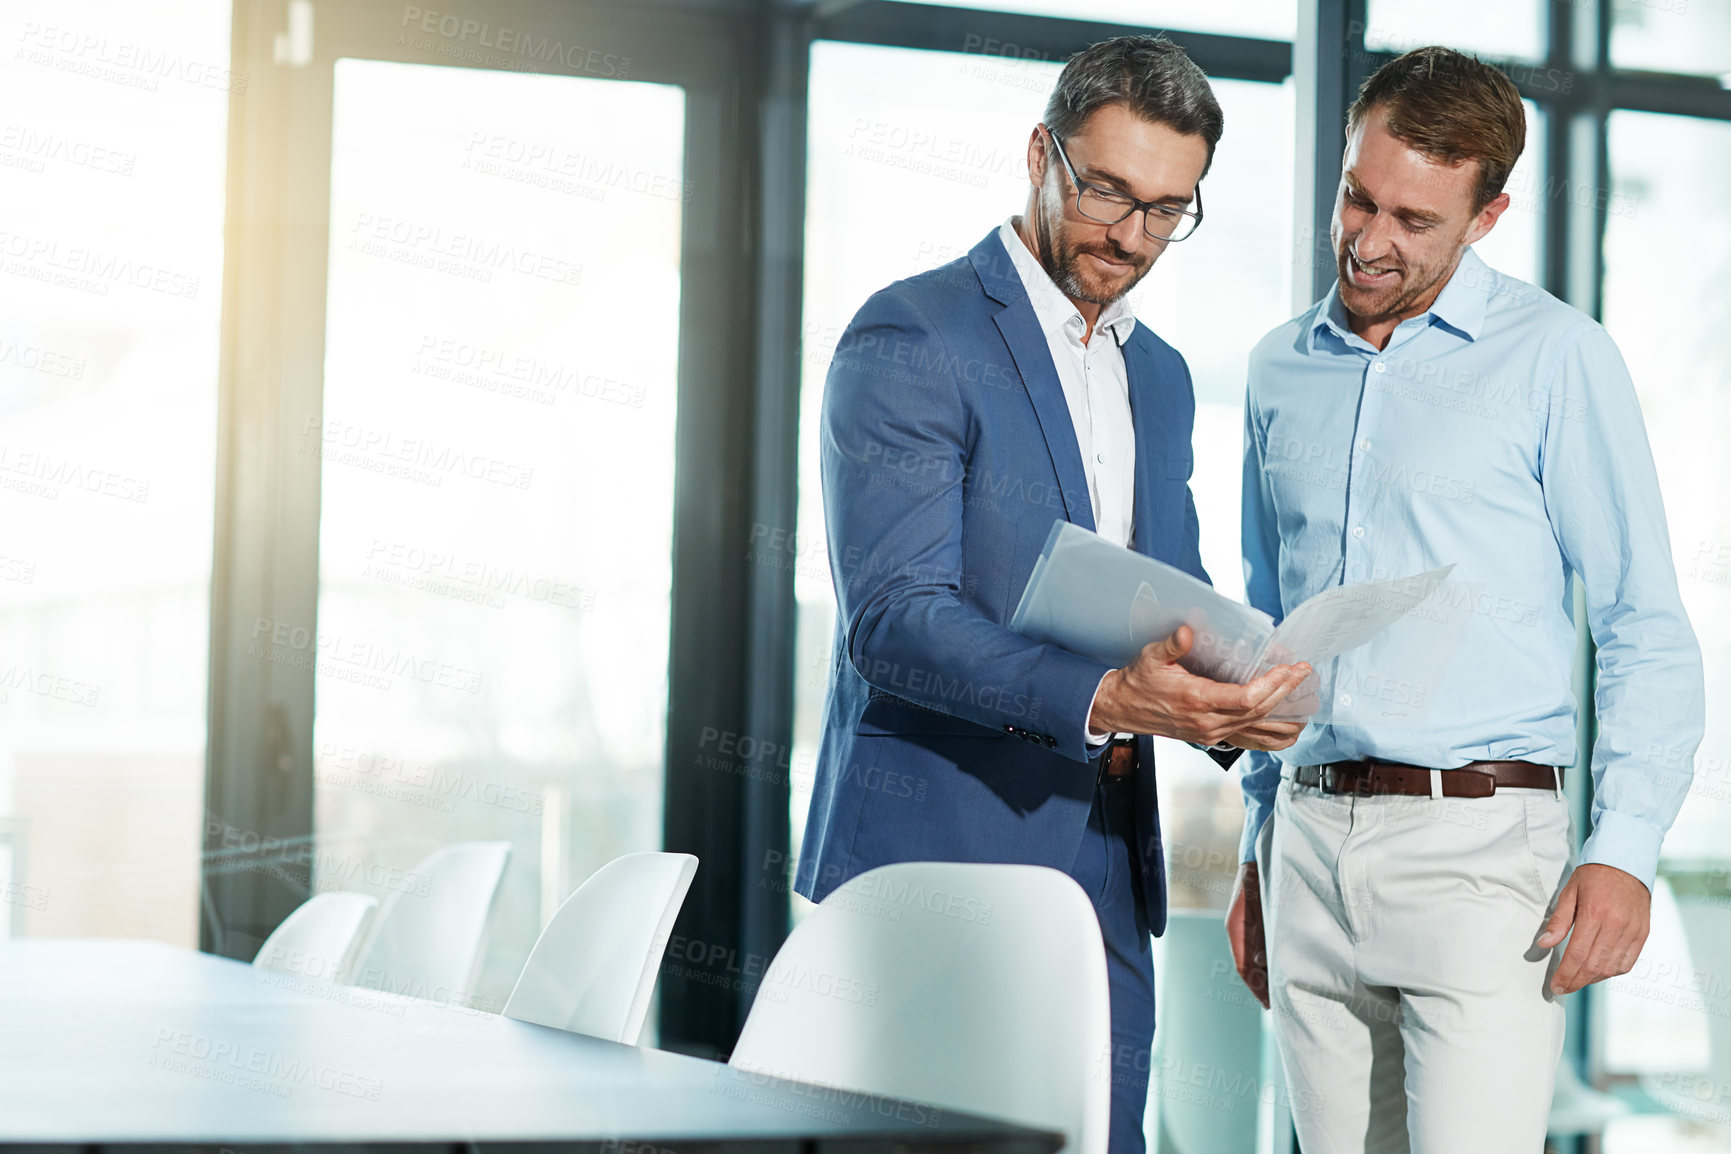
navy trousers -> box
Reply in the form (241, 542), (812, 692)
(1066, 770), (1157, 1154)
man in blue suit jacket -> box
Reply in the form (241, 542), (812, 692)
(795, 37), (1309, 1154)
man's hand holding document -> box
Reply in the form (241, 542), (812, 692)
(1011, 522), (1459, 727)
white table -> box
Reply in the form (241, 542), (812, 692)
(0, 939), (1060, 1151)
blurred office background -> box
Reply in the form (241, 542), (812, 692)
(0, 0), (1726, 1150)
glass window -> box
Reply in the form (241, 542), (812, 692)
(905, 0), (1295, 42)
(1364, 0), (1545, 61)
(1469, 101), (1543, 286)
(1611, 0), (1731, 80)
(0, 0), (230, 944)
(1599, 110), (1731, 1153)
(312, 59), (682, 1008)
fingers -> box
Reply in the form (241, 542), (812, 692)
(1554, 906), (1645, 994)
(1534, 880), (1577, 950)
(1146, 624), (1194, 666)
(1550, 919), (1604, 995)
(1240, 672), (1298, 713)
(1236, 662), (1315, 714)
(1228, 722), (1307, 752)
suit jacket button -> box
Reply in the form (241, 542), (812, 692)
(1043, 735), (1056, 748)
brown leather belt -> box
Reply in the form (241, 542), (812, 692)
(1097, 738), (1136, 783)
(1294, 759), (1563, 798)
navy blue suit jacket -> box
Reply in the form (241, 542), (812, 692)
(794, 227), (1224, 936)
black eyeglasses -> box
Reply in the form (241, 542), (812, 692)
(1043, 126), (1203, 243)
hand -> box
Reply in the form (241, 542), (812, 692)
(1088, 625), (1312, 747)
(1534, 863), (1652, 995)
(1226, 861), (1269, 1009)
(1225, 719), (1308, 752)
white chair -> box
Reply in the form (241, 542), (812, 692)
(729, 861), (1110, 1154)
(503, 851), (698, 1043)
(348, 841), (512, 1007)
(252, 891), (379, 983)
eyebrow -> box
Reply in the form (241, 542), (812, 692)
(1076, 161), (1194, 206)
(1343, 173), (1446, 227)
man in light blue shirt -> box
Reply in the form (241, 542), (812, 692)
(1225, 48), (1704, 1152)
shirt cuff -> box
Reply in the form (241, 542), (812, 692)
(1578, 808), (1665, 893)
(1085, 672), (1111, 747)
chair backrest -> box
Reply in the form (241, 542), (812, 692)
(729, 861), (1109, 1154)
(252, 892), (379, 983)
(503, 851), (698, 1043)
(1151, 910), (1263, 1154)
(348, 841), (512, 1007)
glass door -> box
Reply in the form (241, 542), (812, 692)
(211, 0), (740, 1018)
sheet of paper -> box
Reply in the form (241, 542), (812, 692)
(1012, 524), (1464, 728)
(1255, 565), (1456, 675)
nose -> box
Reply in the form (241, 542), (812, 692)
(1104, 212), (1146, 257)
(1351, 212), (1399, 264)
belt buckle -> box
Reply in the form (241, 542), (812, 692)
(1320, 764), (1343, 794)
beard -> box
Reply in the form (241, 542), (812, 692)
(1333, 240), (1454, 326)
(1033, 193), (1154, 306)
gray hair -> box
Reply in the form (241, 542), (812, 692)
(1042, 35), (1225, 176)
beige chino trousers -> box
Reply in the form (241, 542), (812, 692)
(1256, 770), (1573, 1153)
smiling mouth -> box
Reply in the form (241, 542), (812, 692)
(1347, 251), (1400, 287)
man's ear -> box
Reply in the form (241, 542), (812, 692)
(1025, 125), (1048, 190)
(1465, 190), (1511, 247)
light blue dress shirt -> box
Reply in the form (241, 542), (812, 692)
(1238, 247), (1704, 888)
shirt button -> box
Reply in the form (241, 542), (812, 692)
(1096, 453), (1106, 464)
(1339, 694), (1353, 706)
(1351, 526), (1365, 538)
(1357, 439), (1370, 452)
(1373, 363), (1386, 374)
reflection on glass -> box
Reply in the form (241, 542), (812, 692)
(0, 0), (229, 944)
(903, 0), (1294, 41)
(1598, 112), (1731, 1150)
(1611, 0), (1731, 80)
(795, 38), (1295, 916)
(317, 60), (682, 1008)
(1365, 0), (1544, 61)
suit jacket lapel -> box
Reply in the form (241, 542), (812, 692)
(1125, 331), (1159, 556)
(970, 231), (1094, 532)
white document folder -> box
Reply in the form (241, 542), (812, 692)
(1010, 521), (1456, 719)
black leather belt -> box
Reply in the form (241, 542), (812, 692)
(1096, 738), (1136, 784)
(1294, 759), (1563, 798)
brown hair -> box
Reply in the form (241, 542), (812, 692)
(1347, 47), (1526, 210)
(1044, 35), (1224, 177)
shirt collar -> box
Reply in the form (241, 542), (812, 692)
(998, 217), (1138, 348)
(1307, 244), (1492, 353)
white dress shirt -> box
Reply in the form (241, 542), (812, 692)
(999, 218), (1138, 743)
(998, 217), (1137, 548)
